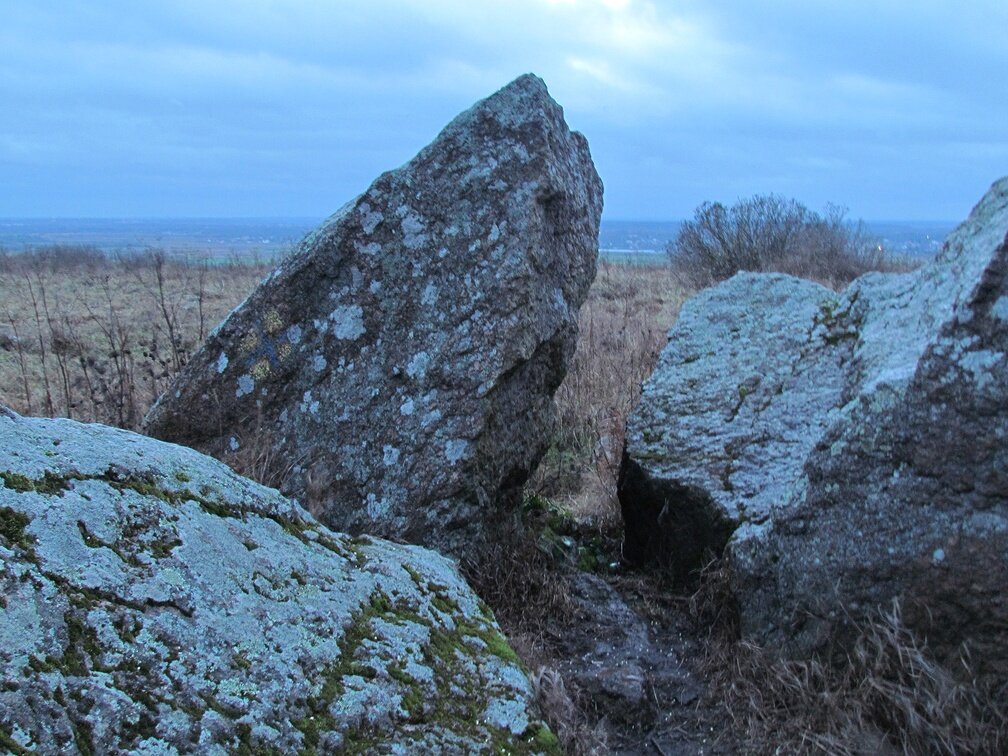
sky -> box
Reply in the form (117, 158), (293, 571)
(2, 0), (1006, 221)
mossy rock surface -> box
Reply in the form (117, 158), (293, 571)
(0, 411), (554, 754)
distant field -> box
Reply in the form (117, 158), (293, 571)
(0, 217), (954, 259)
(0, 250), (271, 428)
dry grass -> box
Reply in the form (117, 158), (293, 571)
(529, 666), (610, 756)
(0, 247), (270, 428)
(669, 560), (1008, 755)
(529, 259), (685, 528)
(461, 522), (580, 639)
(703, 600), (1008, 755)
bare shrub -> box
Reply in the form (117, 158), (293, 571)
(669, 195), (917, 290)
(0, 247), (270, 429)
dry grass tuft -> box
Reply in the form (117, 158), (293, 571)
(530, 666), (610, 756)
(460, 521), (580, 639)
(703, 600), (1008, 755)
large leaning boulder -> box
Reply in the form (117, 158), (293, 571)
(620, 178), (1008, 670)
(0, 408), (557, 754)
(144, 74), (602, 559)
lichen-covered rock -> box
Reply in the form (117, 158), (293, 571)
(619, 272), (844, 572)
(0, 410), (557, 754)
(621, 178), (1008, 670)
(143, 74), (602, 559)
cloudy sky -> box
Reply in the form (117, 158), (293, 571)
(2, 0), (1006, 220)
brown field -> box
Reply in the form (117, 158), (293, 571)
(0, 248), (271, 428)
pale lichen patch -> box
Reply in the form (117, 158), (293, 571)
(401, 212), (428, 250)
(359, 202), (382, 234)
(421, 282), (438, 307)
(383, 446), (400, 466)
(991, 295), (1008, 321)
(366, 493), (389, 519)
(235, 375), (254, 398)
(406, 352), (430, 381)
(354, 240), (381, 256)
(959, 348), (1003, 390)
(444, 440), (468, 465)
(330, 305), (366, 340)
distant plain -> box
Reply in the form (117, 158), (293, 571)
(0, 217), (954, 259)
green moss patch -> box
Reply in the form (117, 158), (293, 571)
(456, 622), (522, 667)
(290, 584), (538, 753)
(0, 472), (34, 493)
(0, 505), (34, 549)
(1, 470), (69, 495)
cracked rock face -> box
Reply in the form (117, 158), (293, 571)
(0, 410), (556, 754)
(620, 178), (1008, 670)
(143, 74), (603, 559)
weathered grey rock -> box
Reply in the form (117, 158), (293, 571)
(0, 409), (558, 754)
(621, 178), (1008, 670)
(144, 74), (602, 559)
(619, 272), (844, 573)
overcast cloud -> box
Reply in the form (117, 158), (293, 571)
(2, 0), (1006, 219)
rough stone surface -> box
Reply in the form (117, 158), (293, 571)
(0, 410), (557, 754)
(143, 74), (602, 559)
(621, 177), (1008, 669)
(619, 272), (843, 573)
